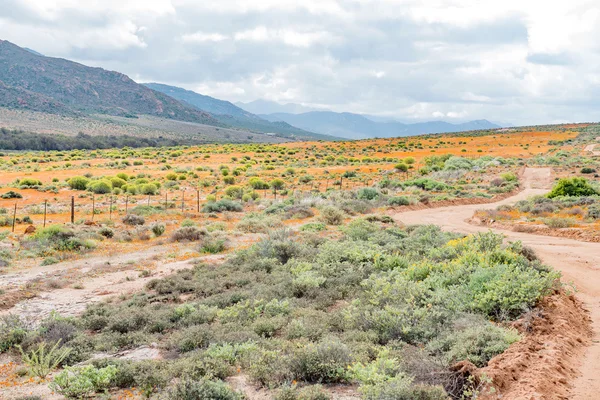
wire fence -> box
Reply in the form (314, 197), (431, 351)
(1, 176), (393, 232)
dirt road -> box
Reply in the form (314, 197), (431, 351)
(584, 143), (600, 157)
(393, 168), (600, 399)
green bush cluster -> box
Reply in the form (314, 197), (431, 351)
(28, 221), (557, 398)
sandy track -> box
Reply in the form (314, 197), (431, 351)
(393, 167), (600, 400)
(584, 143), (600, 156)
(1, 244), (226, 322)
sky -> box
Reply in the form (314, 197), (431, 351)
(1, 0), (600, 125)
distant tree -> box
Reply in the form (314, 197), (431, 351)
(270, 179), (285, 199)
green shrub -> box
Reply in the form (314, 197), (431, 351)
(362, 382), (447, 400)
(427, 318), (520, 367)
(468, 263), (558, 319)
(139, 183), (159, 195)
(388, 196), (410, 206)
(225, 185), (244, 199)
(163, 379), (244, 400)
(357, 188), (379, 200)
(276, 385), (332, 400)
(67, 176), (90, 190)
(0, 315), (28, 352)
(87, 180), (113, 194)
(131, 205), (163, 216)
(110, 177), (127, 188)
(319, 206), (345, 225)
(300, 223), (326, 232)
(18, 341), (71, 378)
(181, 219), (196, 227)
(41, 257), (59, 266)
(403, 178), (448, 191)
(171, 325), (213, 352)
(51, 364), (118, 399)
(172, 227), (206, 242)
(19, 178), (42, 187)
(200, 236), (227, 254)
(543, 217), (576, 228)
(1, 190), (22, 199)
(98, 227), (114, 238)
(290, 339), (352, 383)
(547, 177), (599, 198)
(202, 200), (243, 213)
(151, 223), (166, 237)
(122, 214), (145, 226)
(586, 204), (600, 220)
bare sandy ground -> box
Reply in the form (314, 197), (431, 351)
(584, 143), (600, 156)
(0, 245), (225, 322)
(394, 167), (600, 399)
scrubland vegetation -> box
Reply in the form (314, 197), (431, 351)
(0, 124), (597, 399)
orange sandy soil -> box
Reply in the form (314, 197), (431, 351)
(477, 291), (591, 399)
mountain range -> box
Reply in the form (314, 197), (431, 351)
(236, 99), (501, 139)
(257, 111), (500, 140)
(0, 39), (501, 143)
(236, 99), (324, 115)
(143, 83), (333, 140)
(0, 40), (223, 126)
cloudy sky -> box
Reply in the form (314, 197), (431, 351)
(2, 0), (600, 125)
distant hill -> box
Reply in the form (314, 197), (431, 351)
(0, 40), (221, 126)
(236, 99), (325, 115)
(145, 83), (337, 141)
(260, 111), (501, 139)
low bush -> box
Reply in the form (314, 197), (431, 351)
(18, 341), (71, 378)
(1, 190), (22, 199)
(543, 217), (577, 228)
(67, 176), (89, 190)
(87, 180), (113, 194)
(587, 204), (600, 220)
(388, 196), (410, 206)
(0, 315), (28, 352)
(151, 223), (166, 236)
(289, 339), (352, 383)
(357, 188), (380, 200)
(319, 206), (345, 225)
(51, 364), (118, 399)
(162, 379), (244, 400)
(172, 227), (206, 242)
(98, 227), (114, 238)
(122, 214), (145, 226)
(202, 200), (243, 213)
(547, 177), (598, 198)
(299, 223), (326, 232)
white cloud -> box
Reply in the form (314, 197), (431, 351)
(182, 32), (228, 43)
(2, 0), (600, 125)
(234, 26), (336, 48)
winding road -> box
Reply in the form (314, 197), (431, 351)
(393, 168), (600, 400)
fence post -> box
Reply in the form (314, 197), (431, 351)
(181, 190), (185, 212)
(11, 202), (17, 233)
(109, 196), (113, 220)
(197, 189), (200, 213)
(165, 192), (168, 211)
(91, 193), (95, 221)
(43, 200), (47, 228)
(71, 196), (75, 224)
(125, 195), (129, 214)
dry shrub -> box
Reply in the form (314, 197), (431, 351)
(171, 227), (206, 242)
